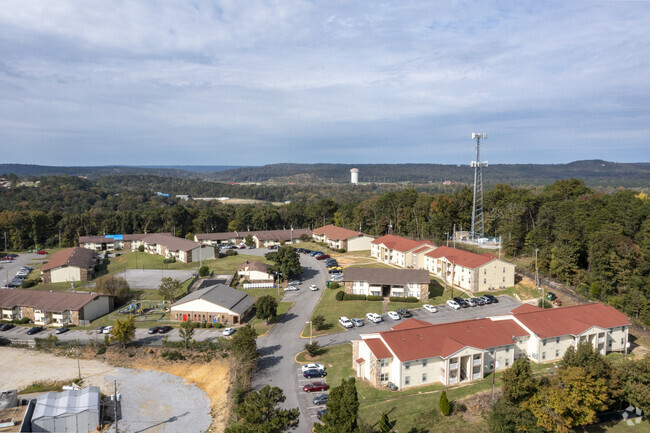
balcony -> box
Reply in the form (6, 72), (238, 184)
(473, 358), (481, 366)
(449, 362), (458, 370)
(598, 337), (605, 344)
(473, 373), (482, 380)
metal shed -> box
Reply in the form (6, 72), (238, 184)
(30, 386), (100, 433)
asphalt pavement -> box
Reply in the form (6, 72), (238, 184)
(0, 252), (45, 287)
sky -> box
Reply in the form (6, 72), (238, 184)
(1, 1), (650, 166)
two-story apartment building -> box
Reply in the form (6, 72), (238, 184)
(41, 247), (98, 284)
(312, 225), (375, 251)
(370, 235), (435, 268)
(342, 268), (431, 301)
(353, 303), (629, 390)
(79, 233), (173, 252)
(141, 234), (217, 263)
(252, 229), (313, 248)
(423, 246), (515, 292)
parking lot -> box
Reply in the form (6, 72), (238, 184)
(0, 253), (44, 287)
(296, 365), (329, 423)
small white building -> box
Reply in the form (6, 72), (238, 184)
(171, 284), (255, 325)
(41, 247), (97, 284)
(237, 261), (274, 282)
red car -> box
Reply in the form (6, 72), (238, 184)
(36, 251), (48, 255)
(303, 382), (329, 393)
(315, 254), (330, 260)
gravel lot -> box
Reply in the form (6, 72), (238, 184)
(0, 347), (212, 433)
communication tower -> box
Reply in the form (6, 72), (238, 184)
(470, 133), (488, 240)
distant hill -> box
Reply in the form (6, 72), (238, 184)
(206, 160), (650, 187)
(0, 164), (241, 178)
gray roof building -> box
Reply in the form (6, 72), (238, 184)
(170, 284), (255, 324)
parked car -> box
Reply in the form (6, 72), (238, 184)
(36, 250), (48, 255)
(366, 312), (383, 323)
(287, 280), (301, 286)
(478, 295), (492, 304)
(339, 317), (353, 328)
(315, 254), (330, 260)
(301, 363), (325, 372)
(351, 318), (364, 327)
(309, 284), (319, 291)
(466, 298), (478, 307)
(446, 300), (461, 310)
(328, 268), (343, 274)
(55, 326), (69, 334)
(303, 382), (329, 392)
(387, 311), (401, 320)
(485, 294), (499, 303)
(317, 409), (327, 420)
(310, 251), (323, 257)
(454, 297), (469, 308)
(313, 394), (329, 405)
(0, 323), (15, 331)
(473, 297), (486, 306)
(304, 369), (327, 378)
(284, 286), (299, 292)
(267, 245), (278, 250)
(423, 304), (437, 313)
(27, 326), (43, 335)
(158, 326), (173, 334)
(96, 326), (105, 334)
(102, 326), (113, 334)
(223, 327), (236, 336)
(148, 326), (161, 334)
(386, 382), (398, 391)
(396, 308), (412, 318)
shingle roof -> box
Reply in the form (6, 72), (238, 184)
(171, 284), (254, 315)
(313, 225), (371, 241)
(195, 231), (253, 241)
(342, 268), (430, 285)
(79, 233), (172, 243)
(253, 229), (313, 241)
(238, 261), (271, 273)
(510, 304), (543, 314)
(0, 289), (108, 312)
(42, 247), (97, 271)
(424, 246), (497, 269)
(513, 303), (630, 339)
(364, 338), (393, 359)
(144, 234), (202, 251)
(377, 318), (528, 361)
(371, 234), (434, 253)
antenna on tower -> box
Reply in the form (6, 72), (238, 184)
(470, 133), (488, 240)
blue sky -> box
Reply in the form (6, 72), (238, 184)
(1, 1), (649, 166)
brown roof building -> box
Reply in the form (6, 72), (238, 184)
(141, 234), (217, 263)
(342, 268), (431, 301)
(41, 247), (97, 284)
(353, 303), (630, 390)
(312, 225), (375, 251)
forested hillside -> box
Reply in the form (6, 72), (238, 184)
(0, 175), (648, 325)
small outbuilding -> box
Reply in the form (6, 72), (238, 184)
(237, 261), (274, 282)
(29, 386), (100, 433)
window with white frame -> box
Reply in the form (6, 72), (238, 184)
(405, 361), (410, 370)
(555, 349), (559, 357)
(556, 337), (560, 344)
(380, 359), (389, 367)
(422, 359), (427, 367)
(542, 352), (546, 360)
(380, 373), (389, 382)
(422, 373), (427, 382)
(405, 376), (410, 385)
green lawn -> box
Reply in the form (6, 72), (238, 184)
(249, 301), (293, 336)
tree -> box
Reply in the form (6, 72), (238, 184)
(500, 358), (537, 404)
(138, 244), (145, 252)
(378, 411), (396, 433)
(179, 320), (195, 349)
(230, 324), (259, 389)
(485, 398), (544, 433)
(312, 314), (326, 331)
(439, 390), (450, 416)
(304, 342), (321, 357)
(315, 378), (359, 433)
(109, 316), (135, 348)
(268, 246), (303, 280)
(617, 357), (650, 415)
(225, 385), (299, 433)
(256, 295), (278, 321)
(199, 265), (210, 277)
(94, 275), (130, 299)
(245, 235), (255, 247)
(158, 277), (183, 302)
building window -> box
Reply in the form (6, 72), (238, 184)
(505, 359), (509, 367)
(484, 278), (487, 284)
(555, 350), (559, 357)
(503, 267), (506, 273)
(542, 352), (546, 360)
(405, 376), (410, 385)
(484, 269), (487, 275)
(405, 362), (410, 370)
(556, 337), (560, 344)
(543, 340), (547, 346)
(506, 346), (510, 353)
(380, 359), (388, 367)
(502, 277), (506, 282)
(621, 338), (624, 345)
(422, 373), (427, 382)
(380, 373), (389, 382)
(422, 359), (427, 367)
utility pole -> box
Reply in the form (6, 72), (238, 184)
(114, 380), (118, 433)
(450, 260), (455, 299)
(76, 344), (81, 380)
(58, 230), (61, 248)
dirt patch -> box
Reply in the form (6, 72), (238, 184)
(457, 389), (501, 422)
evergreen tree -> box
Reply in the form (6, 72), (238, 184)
(225, 385), (299, 433)
(315, 377), (359, 433)
(439, 390), (450, 416)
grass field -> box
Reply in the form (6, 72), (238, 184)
(249, 301), (293, 336)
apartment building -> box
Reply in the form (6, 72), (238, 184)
(370, 235), (435, 268)
(312, 225), (375, 251)
(342, 268), (431, 301)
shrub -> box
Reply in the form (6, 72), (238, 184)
(198, 265), (210, 277)
(305, 342), (322, 357)
(367, 295), (383, 301)
(207, 323), (213, 328)
(538, 299), (553, 309)
(337, 248), (347, 253)
(20, 317), (30, 324)
(335, 291), (345, 301)
(161, 350), (186, 361)
(329, 282), (340, 290)
(225, 249), (238, 257)
(138, 244), (145, 252)
(389, 296), (419, 303)
(163, 257), (176, 264)
(20, 279), (36, 288)
(343, 294), (367, 301)
(213, 322), (223, 329)
(312, 315), (326, 331)
(439, 391), (450, 416)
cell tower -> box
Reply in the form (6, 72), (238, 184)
(470, 133), (488, 240)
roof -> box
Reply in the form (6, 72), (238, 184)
(79, 233), (172, 243)
(238, 261), (271, 273)
(513, 303), (630, 339)
(42, 247), (97, 271)
(171, 284), (255, 315)
(377, 318), (528, 362)
(143, 234), (202, 251)
(253, 229), (313, 241)
(195, 231), (253, 241)
(364, 338), (393, 359)
(371, 234), (434, 253)
(342, 268), (430, 285)
(313, 225), (372, 241)
(412, 246), (433, 254)
(0, 289), (108, 313)
(510, 304), (543, 314)
(424, 246), (498, 269)
(391, 318), (431, 331)
(32, 386), (100, 421)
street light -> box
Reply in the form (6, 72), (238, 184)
(306, 321), (312, 345)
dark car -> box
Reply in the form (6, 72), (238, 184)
(473, 297), (486, 306)
(313, 394), (328, 405)
(303, 382), (329, 392)
(158, 326), (173, 334)
(396, 308), (412, 318)
(54, 326), (69, 334)
(317, 409), (327, 420)
(148, 326), (161, 334)
(0, 323), (15, 331)
(485, 294), (499, 303)
(315, 254), (330, 260)
(27, 326), (43, 335)
(303, 369), (327, 379)
(453, 297), (469, 308)
(478, 295), (492, 304)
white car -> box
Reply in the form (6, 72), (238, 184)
(446, 300), (461, 310)
(365, 312), (383, 323)
(309, 284), (319, 291)
(387, 311), (401, 320)
(102, 325), (113, 334)
(423, 304), (438, 313)
(339, 316), (354, 328)
(223, 327), (235, 336)
(301, 363), (325, 372)
(284, 285), (299, 291)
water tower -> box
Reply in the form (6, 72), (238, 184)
(350, 168), (359, 184)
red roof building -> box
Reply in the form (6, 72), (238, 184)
(370, 235), (435, 268)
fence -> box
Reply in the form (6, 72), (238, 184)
(243, 282), (275, 289)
